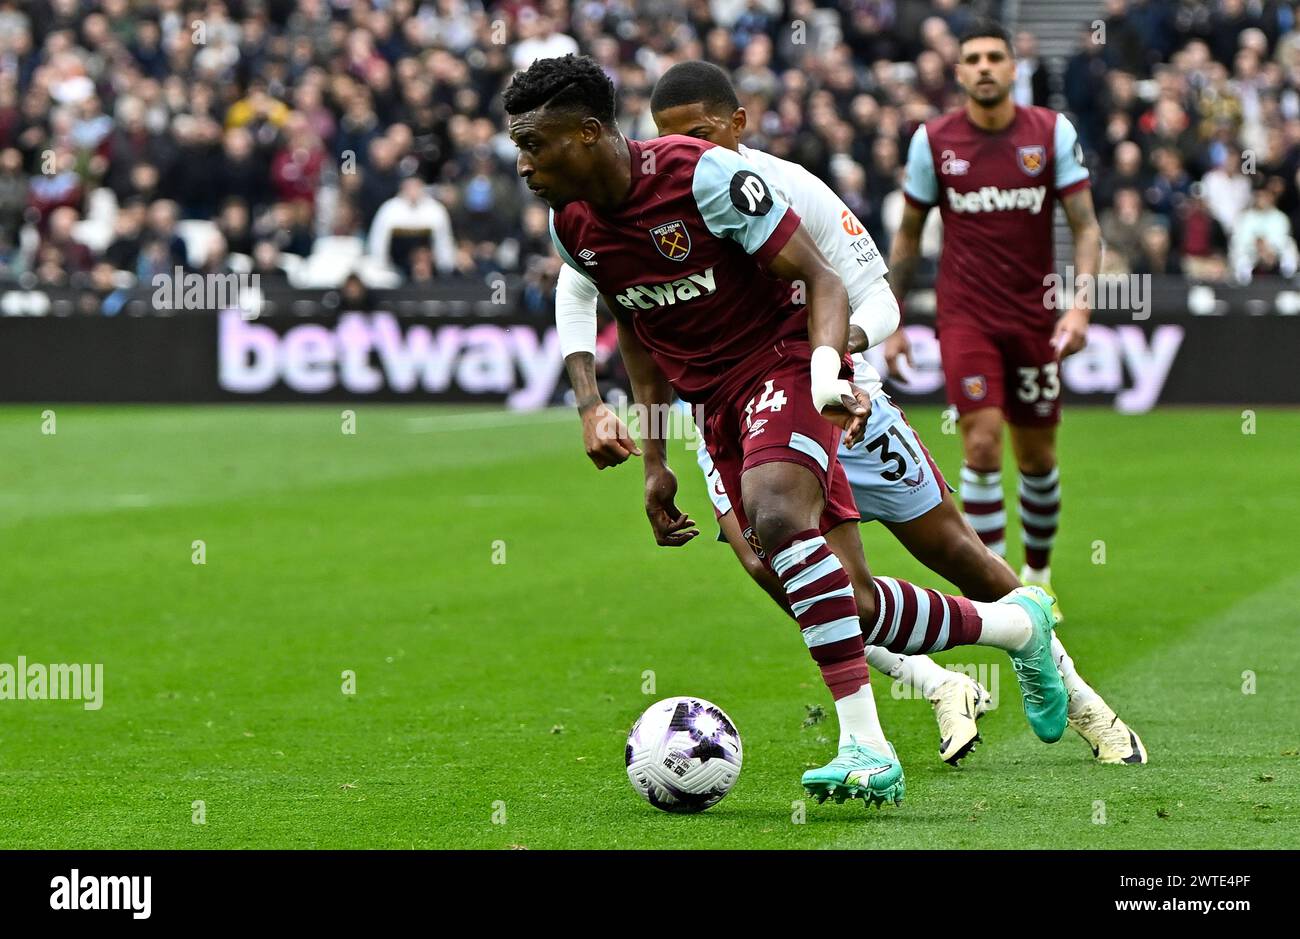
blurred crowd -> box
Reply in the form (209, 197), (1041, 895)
(1070, 0), (1300, 281)
(2, 0), (1300, 318)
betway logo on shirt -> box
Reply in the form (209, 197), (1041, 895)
(614, 268), (716, 310)
(947, 185), (1047, 215)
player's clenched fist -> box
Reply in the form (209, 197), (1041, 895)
(580, 401), (641, 469)
(810, 345), (872, 448)
(644, 466), (699, 547)
(819, 384), (872, 448)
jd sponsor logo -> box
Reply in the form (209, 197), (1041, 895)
(50, 870), (151, 919)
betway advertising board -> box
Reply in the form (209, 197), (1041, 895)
(0, 307), (1297, 410)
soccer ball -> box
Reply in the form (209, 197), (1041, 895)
(625, 696), (743, 813)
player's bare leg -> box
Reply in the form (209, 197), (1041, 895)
(716, 506), (790, 610)
(884, 485), (1020, 601)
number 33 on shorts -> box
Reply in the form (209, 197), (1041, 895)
(1016, 363), (1060, 403)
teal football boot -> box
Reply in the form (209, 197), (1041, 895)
(1002, 586), (1068, 743)
(801, 737), (905, 808)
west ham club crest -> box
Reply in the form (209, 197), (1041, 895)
(962, 375), (988, 400)
(650, 220), (691, 261)
(1017, 145), (1046, 177)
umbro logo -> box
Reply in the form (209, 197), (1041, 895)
(577, 248), (597, 267)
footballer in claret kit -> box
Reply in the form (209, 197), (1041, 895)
(882, 19), (1145, 764)
(505, 53), (1080, 812)
(8, 0), (1298, 875)
(552, 59), (1146, 770)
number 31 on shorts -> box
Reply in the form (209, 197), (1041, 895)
(1016, 363), (1060, 403)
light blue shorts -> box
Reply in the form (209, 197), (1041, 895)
(696, 392), (948, 526)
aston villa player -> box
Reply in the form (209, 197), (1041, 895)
(882, 21), (1145, 763)
(504, 54), (1072, 808)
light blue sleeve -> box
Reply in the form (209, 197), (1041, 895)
(1054, 113), (1090, 191)
(549, 209), (592, 278)
(691, 146), (792, 254)
(902, 125), (938, 205)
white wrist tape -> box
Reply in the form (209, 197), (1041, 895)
(555, 264), (599, 357)
(810, 345), (854, 412)
(847, 282), (901, 349)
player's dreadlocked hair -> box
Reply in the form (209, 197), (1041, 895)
(502, 54), (616, 124)
(958, 17), (1013, 51)
(650, 61), (740, 115)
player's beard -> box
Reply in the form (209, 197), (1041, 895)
(970, 80), (1009, 108)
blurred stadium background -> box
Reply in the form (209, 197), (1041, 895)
(2, 1), (1299, 850)
(0, 0), (1298, 407)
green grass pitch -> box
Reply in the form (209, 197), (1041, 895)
(1, 403), (1296, 849)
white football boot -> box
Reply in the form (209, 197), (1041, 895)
(928, 675), (993, 766)
(1068, 698), (1148, 764)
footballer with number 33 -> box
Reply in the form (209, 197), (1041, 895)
(882, 21), (1146, 763)
(506, 54), (1080, 811)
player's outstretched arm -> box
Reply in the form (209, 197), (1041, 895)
(879, 200), (930, 373)
(1055, 187), (1102, 358)
(614, 318), (698, 547)
(768, 226), (870, 446)
(556, 265), (641, 469)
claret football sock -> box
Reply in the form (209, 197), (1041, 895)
(1019, 466), (1060, 571)
(961, 465), (1006, 557)
(862, 577), (985, 653)
(770, 530), (870, 701)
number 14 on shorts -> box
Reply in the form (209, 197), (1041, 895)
(744, 380), (787, 433)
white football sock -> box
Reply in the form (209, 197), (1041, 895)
(866, 646), (956, 699)
(835, 683), (888, 752)
(1052, 634), (1099, 715)
(970, 599), (1033, 651)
